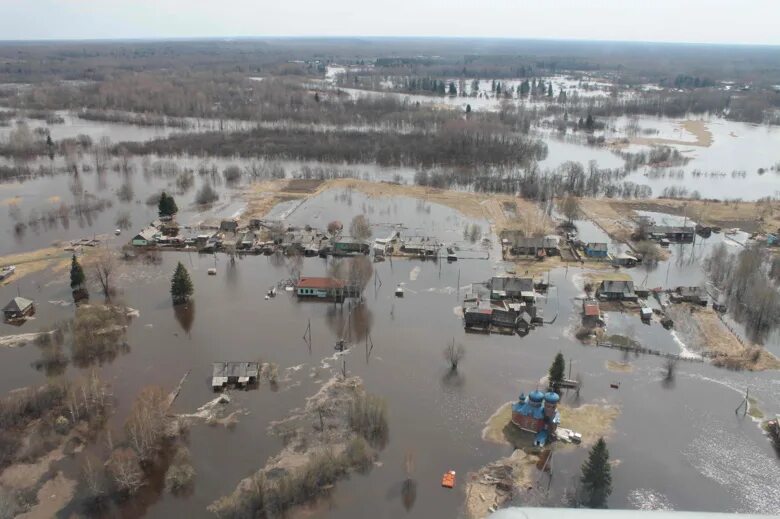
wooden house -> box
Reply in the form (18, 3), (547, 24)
(3, 297), (34, 320)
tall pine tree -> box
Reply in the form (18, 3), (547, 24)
(158, 191), (178, 217)
(548, 352), (565, 389)
(580, 437), (612, 508)
(70, 254), (85, 290)
(171, 262), (194, 305)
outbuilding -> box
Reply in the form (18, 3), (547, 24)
(3, 297), (34, 320)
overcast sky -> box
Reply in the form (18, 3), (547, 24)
(3, 0), (779, 45)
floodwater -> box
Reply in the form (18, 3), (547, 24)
(1, 187), (779, 518)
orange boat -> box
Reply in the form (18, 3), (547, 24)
(441, 470), (456, 488)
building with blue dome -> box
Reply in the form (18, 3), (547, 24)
(511, 390), (561, 446)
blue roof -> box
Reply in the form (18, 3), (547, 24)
(544, 392), (560, 403)
(529, 390), (545, 402)
(512, 400), (546, 420)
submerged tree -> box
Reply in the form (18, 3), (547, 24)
(70, 254), (86, 290)
(157, 191), (178, 217)
(580, 437), (612, 508)
(92, 249), (118, 300)
(170, 262), (194, 305)
(444, 340), (465, 371)
(549, 352), (566, 389)
(349, 214), (372, 241)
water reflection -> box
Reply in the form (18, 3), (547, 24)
(173, 301), (196, 336)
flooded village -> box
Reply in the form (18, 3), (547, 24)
(0, 36), (780, 519)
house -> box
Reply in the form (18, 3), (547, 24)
(584, 242), (608, 258)
(596, 280), (637, 302)
(767, 233), (778, 247)
(331, 237), (370, 256)
(3, 297), (34, 320)
(132, 227), (158, 246)
(504, 233), (560, 257)
(463, 305), (492, 330)
(296, 277), (347, 300)
(640, 306), (653, 322)
(220, 220), (239, 233)
(648, 225), (695, 243)
(488, 276), (534, 302)
(671, 286), (707, 306)
(511, 390), (561, 447)
(212, 362), (260, 390)
(236, 231), (256, 251)
(400, 236), (440, 256)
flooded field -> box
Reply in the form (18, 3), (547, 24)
(1, 182), (779, 517)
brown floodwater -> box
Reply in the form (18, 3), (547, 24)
(1, 187), (779, 518)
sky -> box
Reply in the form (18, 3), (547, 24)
(2, 0), (780, 45)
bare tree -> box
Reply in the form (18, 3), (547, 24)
(108, 448), (144, 495)
(92, 248), (118, 300)
(443, 340), (465, 371)
(125, 385), (169, 462)
(349, 214), (372, 241)
(559, 195), (581, 223)
(327, 220), (343, 238)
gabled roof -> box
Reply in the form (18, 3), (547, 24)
(599, 280), (635, 294)
(586, 242), (608, 251)
(134, 227), (158, 241)
(490, 276), (534, 293)
(3, 297), (33, 312)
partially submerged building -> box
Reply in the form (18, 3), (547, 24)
(295, 277), (349, 300)
(648, 225), (695, 243)
(400, 236), (441, 257)
(596, 280), (637, 302)
(3, 296), (35, 320)
(488, 276), (535, 303)
(331, 237), (370, 256)
(504, 233), (561, 258)
(511, 390), (561, 447)
(212, 362), (260, 390)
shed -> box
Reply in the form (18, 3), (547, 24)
(220, 220), (239, 233)
(597, 280), (637, 301)
(584, 242), (609, 258)
(3, 297), (34, 320)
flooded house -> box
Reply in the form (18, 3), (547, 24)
(488, 276), (535, 303)
(583, 242), (608, 258)
(648, 225), (695, 243)
(331, 237), (370, 256)
(220, 219), (239, 233)
(212, 362), (260, 390)
(511, 390), (561, 447)
(131, 227), (159, 246)
(3, 296), (35, 321)
(596, 280), (638, 302)
(295, 277), (349, 301)
(399, 236), (441, 257)
(235, 231), (256, 251)
(283, 228), (327, 256)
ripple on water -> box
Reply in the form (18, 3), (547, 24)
(683, 415), (780, 513)
(628, 488), (674, 511)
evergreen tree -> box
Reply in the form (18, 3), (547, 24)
(548, 352), (565, 389)
(519, 80), (530, 97)
(580, 438), (612, 508)
(171, 262), (194, 305)
(314, 92), (320, 103)
(158, 191), (178, 217)
(585, 114), (595, 132)
(448, 82), (457, 95)
(70, 254), (86, 290)
(466, 104), (472, 114)
(547, 83), (553, 97)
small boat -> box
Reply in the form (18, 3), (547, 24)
(0, 265), (16, 281)
(395, 285), (404, 298)
(610, 382), (620, 389)
(207, 268), (217, 276)
(114, 229), (121, 235)
(267, 287), (277, 298)
(441, 470), (456, 489)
